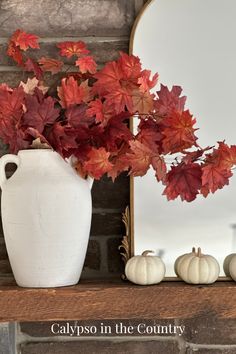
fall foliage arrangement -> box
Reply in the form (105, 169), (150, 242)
(0, 29), (236, 202)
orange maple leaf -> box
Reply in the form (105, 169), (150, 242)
(125, 140), (154, 177)
(76, 56), (97, 74)
(138, 70), (159, 92)
(38, 57), (63, 74)
(83, 147), (113, 179)
(162, 110), (198, 154)
(57, 77), (92, 108)
(11, 30), (39, 51)
(7, 42), (24, 66)
(132, 89), (154, 114)
(57, 41), (89, 58)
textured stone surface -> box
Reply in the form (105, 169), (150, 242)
(0, 39), (129, 66)
(20, 319), (177, 337)
(84, 239), (101, 271)
(181, 316), (236, 345)
(0, 0), (135, 37)
(187, 349), (236, 354)
(0, 71), (64, 89)
(90, 213), (124, 236)
(107, 237), (123, 273)
(0, 323), (15, 354)
(20, 340), (179, 354)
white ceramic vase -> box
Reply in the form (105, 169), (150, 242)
(0, 149), (93, 288)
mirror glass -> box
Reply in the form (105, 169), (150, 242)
(132, 0), (236, 276)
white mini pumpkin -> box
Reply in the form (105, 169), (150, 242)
(174, 247), (196, 276)
(125, 250), (166, 285)
(223, 253), (236, 280)
(176, 247), (220, 284)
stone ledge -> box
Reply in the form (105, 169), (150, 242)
(0, 0), (136, 37)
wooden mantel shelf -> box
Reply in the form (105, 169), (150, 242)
(1, 276), (236, 322)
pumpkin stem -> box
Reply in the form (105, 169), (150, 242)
(197, 247), (202, 257)
(142, 250), (155, 257)
(192, 247), (196, 254)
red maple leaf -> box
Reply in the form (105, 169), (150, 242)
(87, 99), (114, 126)
(107, 144), (130, 181)
(125, 140), (154, 177)
(0, 87), (28, 153)
(0, 119), (29, 153)
(132, 89), (154, 114)
(155, 85), (186, 118)
(7, 42), (24, 66)
(23, 94), (59, 133)
(163, 163), (202, 202)
(208, 142), (236, 169)
(105, 87), (134, 114)
(57, 41), (89, 58)
(38, 57), (63, 74)
(136, 118), (162, 153)
(83, 147), (113, 179)
(10, 30), (39, 51)
(161, 110), (198, 154)
(24, 58), (43, 79)
(151, 154), (167, 182)
(103, 114), (132, 152)
(48, 123), (78, 156)
(93, 61), (122, 95)
(79, 80), (93, 103)
(87, 99), (104, 123)
(200, 142), (236, 196)
(76, 56), (97, 74)
(138, 70), (159, 92)
(0, 84), (12, 92)
(66, 104), (94, 128)
(118, 52), (142, 81)
(201, 164), (232, 196)
(0, 86), (25, 122)
(58, 77), (91, 108)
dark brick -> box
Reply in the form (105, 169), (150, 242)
(0, 0), (136, 37)
(90, 213), (124, 236)
(187, 349), (236, 354)
(20, 321), (77, 337)
(84, 239), (101, 271)
(20, 340), (179, 354)
(0, 259), (12, 274)
(92, 174), (129, 210)
(107, 237), (123, 273)
(181, 315), (236, 345)
(20, 319), (177, 337)
(0, 39), (129, 66)
(0, 239), (7, 259)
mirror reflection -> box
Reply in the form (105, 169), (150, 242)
(132, 0), (236, 276)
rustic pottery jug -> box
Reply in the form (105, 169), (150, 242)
(0, 149), (93, 288)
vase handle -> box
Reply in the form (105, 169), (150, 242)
(0, 154), (20, 189)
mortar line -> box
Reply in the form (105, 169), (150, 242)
(187, 341), (236, 349)
(0, 36), (129, 44)
(16, 332), (178, 345)
(174, 319), (187, 354)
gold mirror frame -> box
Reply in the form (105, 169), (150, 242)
(119, 0), (231, 281)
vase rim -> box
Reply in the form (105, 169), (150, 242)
(18, 149), (54, 154)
